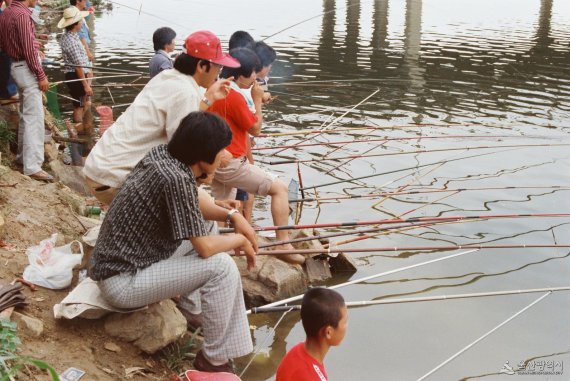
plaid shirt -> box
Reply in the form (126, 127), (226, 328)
(59, 31), (90, 74)
(90, 145), (209, 280)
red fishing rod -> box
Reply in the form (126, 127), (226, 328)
(236, 244), (570, 257)
(220, 213), (570, 233)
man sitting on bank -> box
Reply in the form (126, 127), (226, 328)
(90, 111), (256, 373)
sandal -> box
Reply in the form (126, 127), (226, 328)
(29, 170), (54, 182)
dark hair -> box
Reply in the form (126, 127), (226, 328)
(221, 48), (260, 79)
(152, 27), (176, 51)
(173, 53), (212, 76)
(229, 30), (254, 50)
(69, 0), (83, 5)
(168, 111), (232, 165)
(301, 288), (345, 338)
(65, 21), (80, 31)
(254, 41), (277, 68)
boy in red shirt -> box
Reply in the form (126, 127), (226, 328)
(209, 47), (304, 265)
(276, 288), (348, 381)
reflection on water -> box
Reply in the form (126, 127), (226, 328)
(42, 0), (570, 379)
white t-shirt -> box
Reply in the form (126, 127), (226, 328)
(83, 69), (203, 188)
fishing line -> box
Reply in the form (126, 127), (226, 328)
(240, 307), (294, 378)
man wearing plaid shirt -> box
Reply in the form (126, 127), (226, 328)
(58, 6), (93, 165)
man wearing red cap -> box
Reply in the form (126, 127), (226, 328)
(84, 30), (240, 205)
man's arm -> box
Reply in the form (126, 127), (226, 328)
(190, 233), (256, 270)
(197, 188), (259, 250)
(248, 81), (264, 136)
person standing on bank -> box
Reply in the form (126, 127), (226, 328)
(91, 111), (256, 374)
(0, 0), (52, 181)
(58, 6), (93, 166)
(69, 0), (93, 62)
(149, 26), (176, 79)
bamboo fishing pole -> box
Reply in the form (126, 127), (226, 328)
(45, 62), (147, 75)
(300, 148), (519, 190)
(221, 213), (570, 234)
(253, 135), (556, 151)
(270, 143), (570, 165)
(250, 286), (570, 313)
(270, 88), (381, 156)
(258, 219), (457, 249)
(51, 73), (142, 86)
(237, 244), (570, 257)
(416, 292), (552, 381)
(246, 249), (480, 314)
(289, 185), (570, 204)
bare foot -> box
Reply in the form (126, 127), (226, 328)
(274, 243), (306, 265)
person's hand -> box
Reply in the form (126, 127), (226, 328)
(87, 50), (94, 62)
(215, 199), (241, 210)
(231, 212), (259, 254)
(235, 234), (256, 270)
(262, 92), (272, 104)
(251, 81), (264, 102)
(38, 78), (49, 92)
(218, 149), (232, 168)
(205, 77), (233, 103)
(83, 84), (93, 96)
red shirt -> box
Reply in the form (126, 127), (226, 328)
(0, 1), (46, 81)
(276, 342), (329, 381)
(209, 88), (257, 158)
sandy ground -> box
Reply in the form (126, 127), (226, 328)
(0, 166), (186, 380)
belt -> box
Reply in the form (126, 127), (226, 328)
(11, 57), (25, 62)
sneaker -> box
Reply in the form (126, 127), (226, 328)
(193, 350), (234, 374)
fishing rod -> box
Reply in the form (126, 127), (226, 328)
(237, 244), (570, 257)
(253, 135), (543, 151)
(246, 249), (480, 314)
(416, 292), (551, 381)
(51, 73), (142, 86)
(262, 0), (369, 41)
(221, 213), (570, 234)
(257, 219), (457, 249)
(257, 123), (509, 138)
(104, 0), (189, 30)
(270, 88), (381, 156)
(44, 62), (147, 75)
(270, 143), (570, 165)
(250, 286), (570, 313)
(300, 148), (518, 190)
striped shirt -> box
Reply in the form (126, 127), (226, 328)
(0, 1), (46, 81)
(60, 31), (91, 74)
(89, 145), (209, 281)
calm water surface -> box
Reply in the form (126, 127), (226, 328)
(44, 1), (570, 380)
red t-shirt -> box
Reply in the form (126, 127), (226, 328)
(276, 342), (328, 381)
(209, 89), (257, 158)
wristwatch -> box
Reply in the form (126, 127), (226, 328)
(226, 208), (240, 227)
(201, 96), (212, 107)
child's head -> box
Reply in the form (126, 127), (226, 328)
(301, 287), (348, 346)
(253, 41), (276, 79)
(229, 30), (254, 50)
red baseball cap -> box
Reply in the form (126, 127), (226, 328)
(185, 30), (240, 68)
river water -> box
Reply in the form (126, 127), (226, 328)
(43, 0), (570, 380)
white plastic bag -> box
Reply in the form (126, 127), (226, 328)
(23, 234), (84, 289)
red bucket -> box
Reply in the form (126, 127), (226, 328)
(96, 106), (114, 136)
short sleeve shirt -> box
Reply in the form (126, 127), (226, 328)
(89, 145), (208, 280)
(209, 88), (257, 158)
(276, 342), (328, 381)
